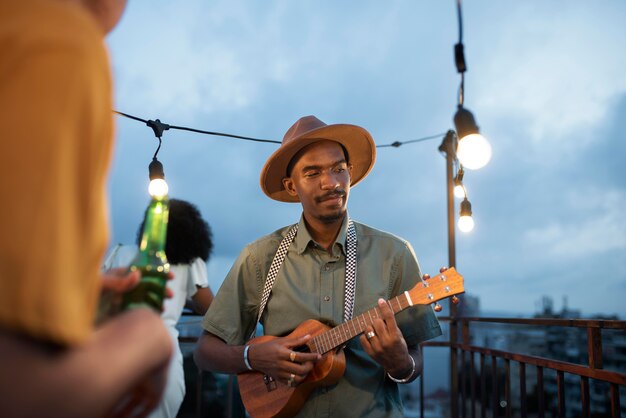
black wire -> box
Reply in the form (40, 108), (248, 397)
(114, 110), (148, 124)
(168, 124), (281, 144)
(458, 73), (465, 107)
(114, 110), (445, 149)
(114, 110), (280, 144)
(456, 0), (465, 107)
(457, 0), (463, 44)
(376, 133), (447, 148)
(153, 137), (162, 159)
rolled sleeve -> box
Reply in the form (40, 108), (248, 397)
(202, 246), (261, 345)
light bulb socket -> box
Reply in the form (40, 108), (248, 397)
(454, 167), (465, 185)
(149, 158), (165, 181)
(454, 106), (480, 140)
(454, 43), (467, 73)
(460, 198), (472, 217)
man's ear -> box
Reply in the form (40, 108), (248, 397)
(282, 177), (298, 197)
(348, 163), (354, 184)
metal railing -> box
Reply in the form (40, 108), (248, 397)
(178, 316), (626, 418)
(426, 316), (626, 418)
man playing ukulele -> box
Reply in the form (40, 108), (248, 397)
(194, 115), (442, 417)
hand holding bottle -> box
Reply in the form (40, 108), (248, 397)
(122, 194), (170, 311)
(97, 267), (174, 323)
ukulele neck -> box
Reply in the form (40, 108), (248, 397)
(310, 292), (411, 355)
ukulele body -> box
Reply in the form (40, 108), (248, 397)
(238, 319), (346, 418)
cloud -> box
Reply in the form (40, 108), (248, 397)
(108, 0), (459, 123)
(110, 5), (260, 116)
(105, 1), (626, 318)
(471, 2), (626, 148)
(522, 188), (626, 259)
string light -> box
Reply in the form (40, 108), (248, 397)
(452, 0), (491, 171)
(458, 197), (474, 232)
(454, 108), (491, 170)
(143, 118), (169, 199)
(453, 166), (466, 199)
(113, 1), (491, 237)
(444, 0), (492, 233)
(148, 158), (168, 199)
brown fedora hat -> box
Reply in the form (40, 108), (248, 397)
(260, 115), (376, 202)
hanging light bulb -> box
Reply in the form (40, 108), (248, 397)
(454, 106), (492, 170)
(148, 178), (168, 198)
(453, 167), (466, 199)
(148, 157), (169, 199)
(458, 197), (474, 232)
(454, 182), (466, 199)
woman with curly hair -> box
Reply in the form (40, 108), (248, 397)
(105, 198), (215, 418)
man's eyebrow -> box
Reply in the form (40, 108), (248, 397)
(299, 159), (347, 173)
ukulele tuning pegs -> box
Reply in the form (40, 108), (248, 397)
(433, 303), (443, 312)
(439, 266), (448, 273)
(422, 273), (431, 281)
(451, 296), (460, 305)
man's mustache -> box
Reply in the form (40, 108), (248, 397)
(315, 189), (346, 203)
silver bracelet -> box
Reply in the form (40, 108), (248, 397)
(386, 355), (415, 383)
(243, 345), (253, 371)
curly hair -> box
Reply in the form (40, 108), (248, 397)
(136, 199), (213, 265)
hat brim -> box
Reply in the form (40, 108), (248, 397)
(260, 124), (376, 202)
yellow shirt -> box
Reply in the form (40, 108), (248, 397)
(0, 0), (113, 345)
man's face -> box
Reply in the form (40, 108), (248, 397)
(282, 141), (352, 224)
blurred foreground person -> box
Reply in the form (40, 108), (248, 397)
(0, 1), (172, 417)
(105, 199), (215, 417)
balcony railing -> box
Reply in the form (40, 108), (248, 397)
(428, 316), (626, 418)
(177, 315), (626, 418)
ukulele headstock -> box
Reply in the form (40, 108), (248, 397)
(409, 266), (464, 311)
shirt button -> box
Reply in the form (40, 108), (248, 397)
(324, 296), (330, 302)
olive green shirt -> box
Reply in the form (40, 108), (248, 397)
(203, 215), (442, 417)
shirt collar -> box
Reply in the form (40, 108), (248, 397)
(295, 213), (350, 256)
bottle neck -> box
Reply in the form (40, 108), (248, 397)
(138, 196), (169, 255)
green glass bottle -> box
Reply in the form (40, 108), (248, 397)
(122, 194), (170, 311)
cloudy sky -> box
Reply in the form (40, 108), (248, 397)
(105, 1), (626, 318)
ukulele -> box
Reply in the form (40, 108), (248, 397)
(237, 267), (464, 418)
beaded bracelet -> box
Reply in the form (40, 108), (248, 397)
(386, 355), (415, 384)
(243, 345), (253, 371)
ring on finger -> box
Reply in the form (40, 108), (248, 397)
(289, 351), (297, 362)
(366, 331), (376, 340)
(287, 373), (296, 387)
